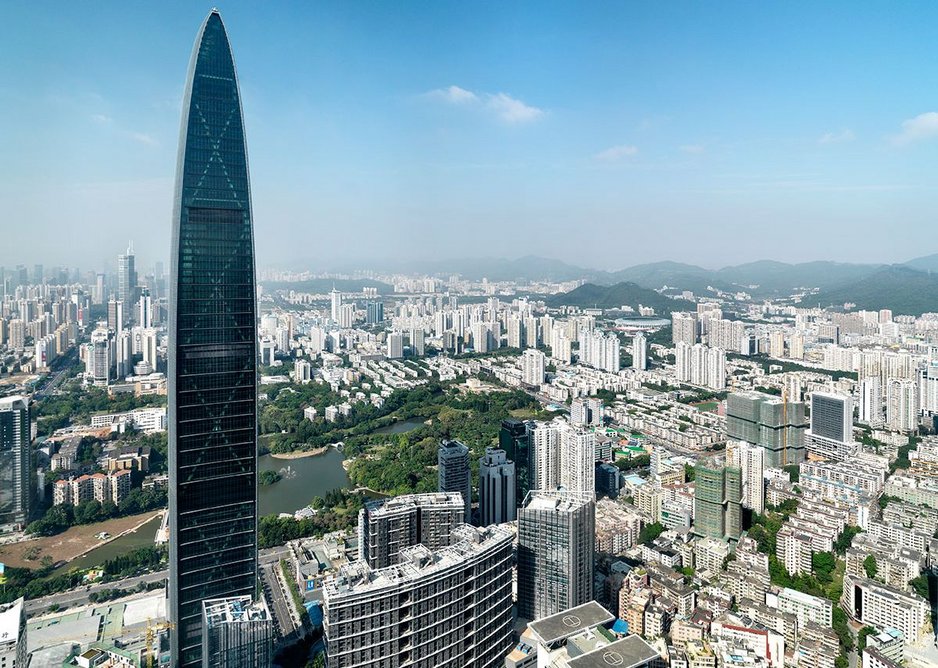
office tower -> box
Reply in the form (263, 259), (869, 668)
(672, 312), (698, 346)
(806, 391), (856, 460)
(479, 448), (516, 525)
(632, 333), (647, 370)
(727, 440), (764, 514)
(32, 264), (43, 286)
(117, 242), (137, 309)
(386, 331), (404, 359)
(324, 525), (514, 668)
(499, 419), (530, 505)
(358, 492), (464, 569)
(365, 301), (384, 324)
(115, 329), (133, 379)
(107, 298), (123, 333)
(330, 287), (341, 322)
(522, 347), (546, 386)
(517, 490), (595, 620)
(886, 379), (919, 432)
(438, 439), (471, 521)
(694, 457), (742, 540)
(859, 378), (883, 427)
(531, 421), (561, 490)
(0, 397), (30, 531)
(168, 11), (258, 666)
(0, 598), (26, 668)
(201, 596), (273, 668)
(810, 392), (853, 442)
(559, 423), (596, 496)
(138, 287), (152, 329)
(726, 391), (807, 468)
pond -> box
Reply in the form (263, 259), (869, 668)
(59, 513), (164, 573)
(258, 447), (351, 516)
(369, 417), (426, 435)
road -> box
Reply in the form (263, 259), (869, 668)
(33, 348), (77, 399)
(25, 545), (292, 616)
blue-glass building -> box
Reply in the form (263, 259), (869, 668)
(168, 11), (258, 666)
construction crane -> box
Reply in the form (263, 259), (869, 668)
(145, 618), (174, 668)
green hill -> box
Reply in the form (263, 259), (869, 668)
(548, 282), (693, 314)
(809, 266), (938, 315)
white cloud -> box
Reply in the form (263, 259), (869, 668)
(892, 112), (938, 145)
(594, 145), (639, 161)
(680, 144), (705, 154)
(91, 113), (113, 124)
(128, 132), (158, 147)
(818, 129), (855, 144)
(422, 85), (543, 123)
(424, 85), (479, 105)
(485, 92), (543, 123)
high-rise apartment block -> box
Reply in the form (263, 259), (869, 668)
(438, 439), (471, 521)
(726, 391), (806, 468)
(517, 490), (595, 620)
(0, 396), (30, 532)
(358, 492), (464, 569)
(672, 312), (698, 346)
(727, 439), (765, 515)
(323, 525), (514, 668)
(694, 457), (742, 540)
(168, 12), (259, 666)
(522, 347), (546, 386)
(632, 332), (647, 370)
(478, 448), (516, 525)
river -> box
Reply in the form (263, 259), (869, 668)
(370, 417), (426, 435)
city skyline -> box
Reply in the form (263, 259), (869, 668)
(3, 2), (938, 269)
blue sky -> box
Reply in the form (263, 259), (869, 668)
(1, 1), (937, 272)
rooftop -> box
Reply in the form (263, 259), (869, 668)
(0, 598), (23, 646)
(528, 601), (614, 646)
(203, 596), (271, 627)
(567, 634), (660, 668)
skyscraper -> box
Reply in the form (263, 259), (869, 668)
(478, 448), (516, 525)
(0, 396), (30, 531)
(726, 391), (807, 468)
(201, 596), (274, 668)
(117, 242), (137, 312)
(806, 391), (857, 460)
(632, 332), (647, 370)
(438, 439), (471, 521)
(517, 490), (594, 620)
(168, 11), (258, 666)
(499, 418), (530, 505)
(358, 492), (464, 568)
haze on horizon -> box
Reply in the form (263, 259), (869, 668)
(2, 1), (937, 272)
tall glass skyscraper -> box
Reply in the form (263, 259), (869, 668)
(168, 11), (258, 666)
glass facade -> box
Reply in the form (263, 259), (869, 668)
(168, 11), (258, 667)
(0, 397), (30, 530)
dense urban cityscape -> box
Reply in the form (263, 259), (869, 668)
(3, 4), (938, 668)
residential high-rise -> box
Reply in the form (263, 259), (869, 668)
(886, 379), (918, 432)
(859, 378), (883, 427)
(632, 332), (647, 370)
(672, 312), (698, 346)
(168, 11), (259, 666)
(517, 490), (594, 620)
(521, 347), (546, 386)
(726, 391), (807, 468)
(0, 396), (30, 531)
(330, 287), (342, 322)
(201, 596), (274, 668)
(559, 423), (596, 496)
(138, 287), (152, 329)
(500, 419), (530, 505)
(727, 440), (764, 515)
(694, 456), (742, 540)
(358, 492), (464, 569)
(438, 439), (471, 521)
(365, 301), (384, 324)
(323, 525), (514, 668)
(530, 421), (561, 490)
(479, 448), (516, 525)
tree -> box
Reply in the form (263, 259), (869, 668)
(812, 552), (836, 584)
(639, 522), (664, 545)
(863, 554), (878, 580)
(684, 463), (696, 482)
(832, 607), (854, 651)
(910, 574), (930, 600)
(857, 626), (876, 651)
(833, 526), (862, 555)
